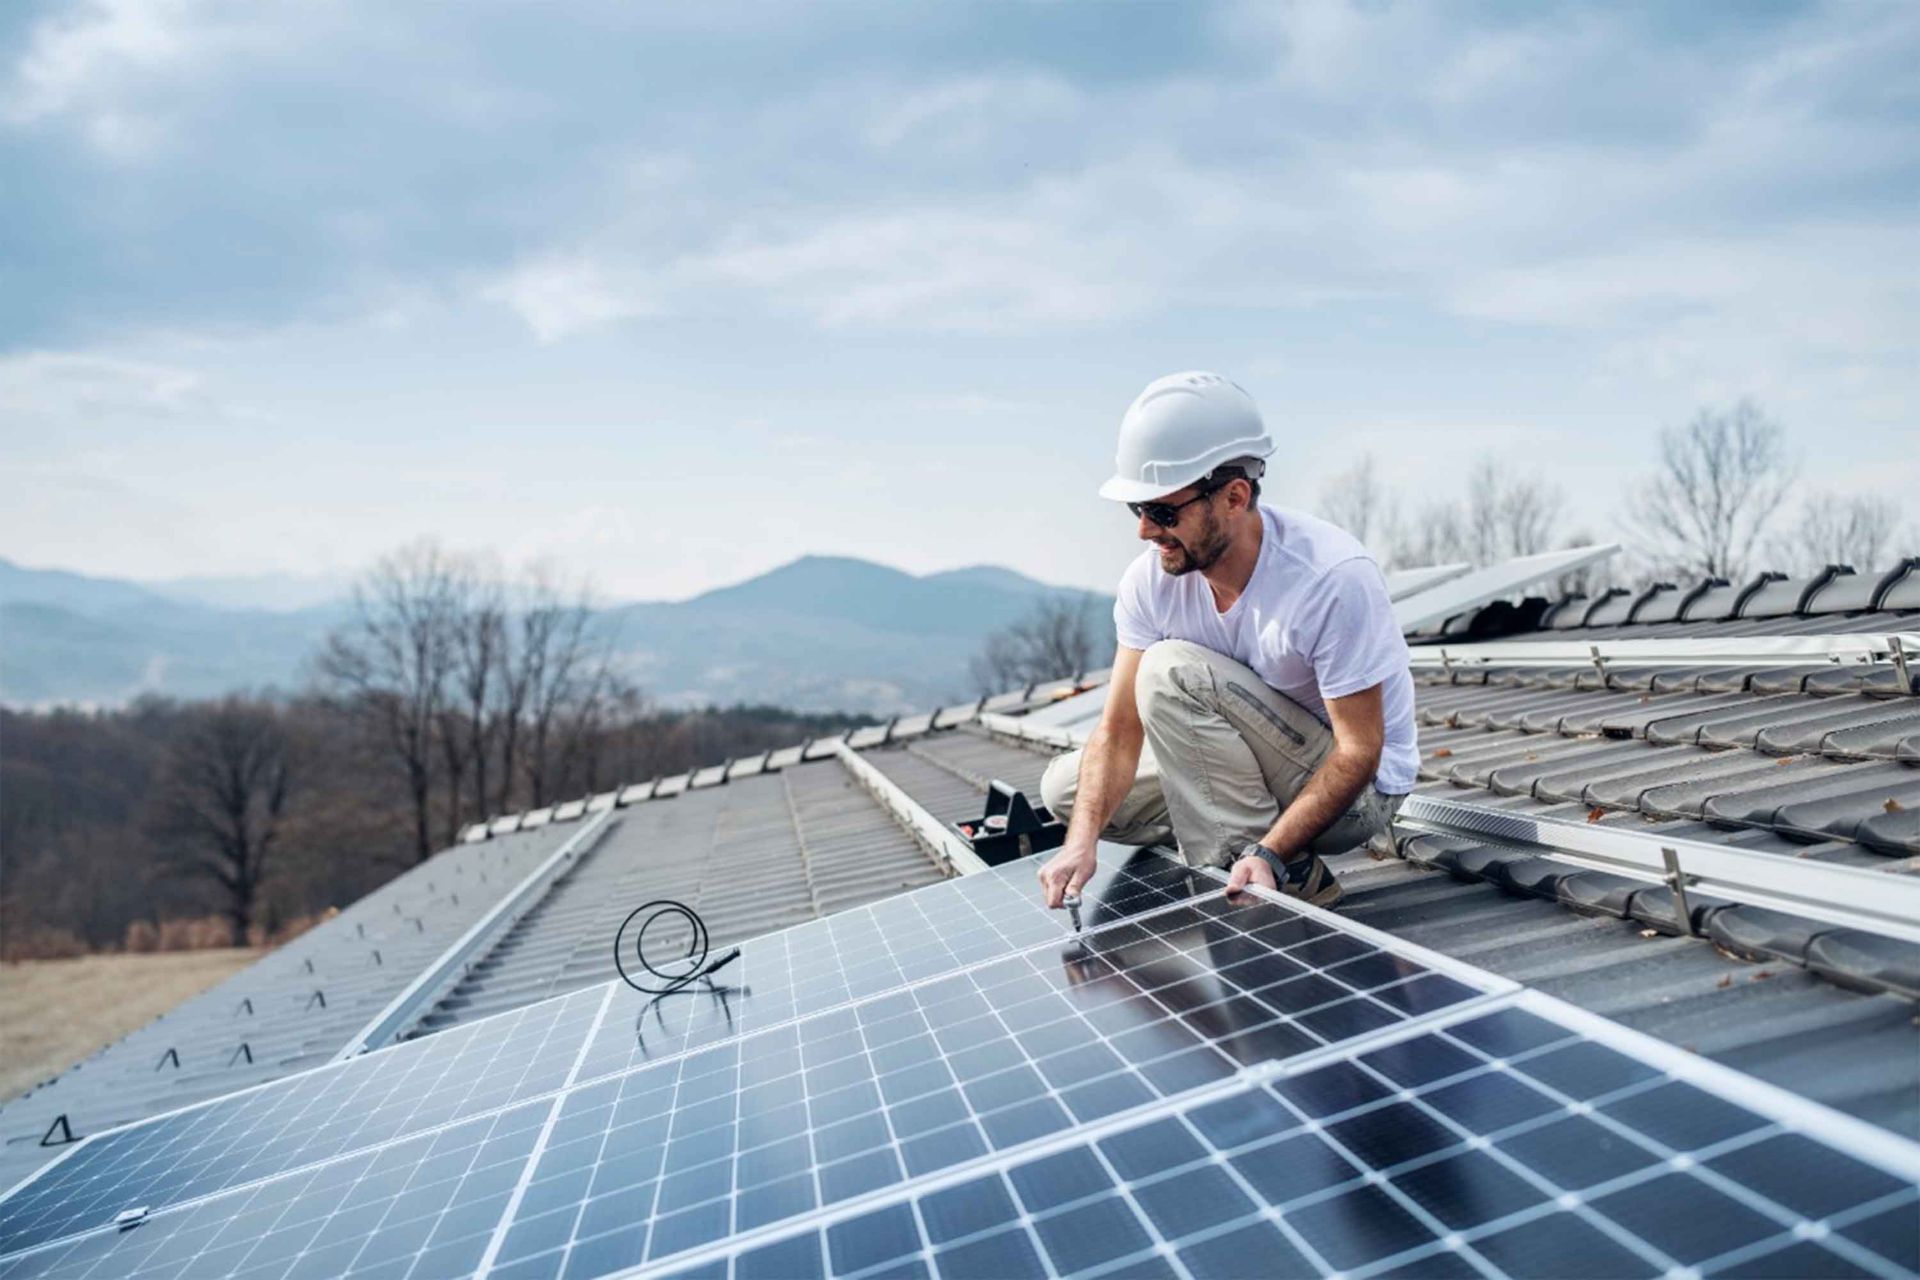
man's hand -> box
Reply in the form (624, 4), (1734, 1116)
(1225, 853), (1278, 899)
(1038, 842), (1097, 909)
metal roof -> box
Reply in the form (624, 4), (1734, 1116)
(0, 825), (575, 1190)
(411, 761), (950, 1036)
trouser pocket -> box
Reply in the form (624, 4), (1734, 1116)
(1220, 678), (1330, 777)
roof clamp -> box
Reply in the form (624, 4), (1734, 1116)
(1890, 636), (1912, 695)
(1661, 846), (1698, 938)
(1589, 643), (1608, 683)
(955, 782), (1067, 866)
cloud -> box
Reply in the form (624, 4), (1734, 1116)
(0, 350), (209, 417)
(478, 254), (658, 345)
(2, 0), (305, 157)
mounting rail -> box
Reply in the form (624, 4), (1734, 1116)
(1411, 632), (1919, 678)
(1395, 795), (1920, 945)
(332, 808), (615, 1061)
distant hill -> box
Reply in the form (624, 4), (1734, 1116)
(0, 555), (1114, 713)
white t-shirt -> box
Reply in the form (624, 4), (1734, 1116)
(1113, 503), (1419, 794)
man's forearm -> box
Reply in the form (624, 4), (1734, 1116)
(1063, 723), (1142, 849)
(1258, 745), (1375, 860)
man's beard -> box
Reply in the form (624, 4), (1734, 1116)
(1156, 509), (1230, 576)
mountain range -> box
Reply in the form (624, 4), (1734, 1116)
(0, 555), (1114, 713)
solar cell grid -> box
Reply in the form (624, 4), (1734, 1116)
(665, 999), (1919, 1280)
(569, 848), (1209, 1083)
(0, 989), (606, 1259)
(484, 887), (1493, 1276)
(0, 850), (1195, 1268)
(0, 1099), (553, 1280)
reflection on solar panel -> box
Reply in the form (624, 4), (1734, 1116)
(2, 843), (1914, 1280)
(1394, 544), (1621, 633)
(661, 995), (1920, 1280)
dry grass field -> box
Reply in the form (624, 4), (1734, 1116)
(0, 949), (263, 1102)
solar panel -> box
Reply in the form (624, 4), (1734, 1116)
(4, 845), (1914, 1280)
(1393, 543), (1620, 633)
(2, 1100), (554, 1280)
(1383, 562), (1471, 602)
(0, 858), (1500, 1278)
(483, 891), (1500, 1274)
(0, 851), (1201, 1262)
(664, 994), (1920, 1280)
(0, 987), (608, 1258)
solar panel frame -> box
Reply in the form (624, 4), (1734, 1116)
(643, 989), (1920, 1280)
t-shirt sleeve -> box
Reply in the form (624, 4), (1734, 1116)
(1294, 558), (1408, 700)
(1112, 553), (1160, 651)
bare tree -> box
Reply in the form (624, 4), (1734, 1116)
(502, 567), (623, 808)
(1319, 454), (1391, 552)
(1384, 457), (1561, 570)
(1389, 501), (1466, 571)
(1461, 459), (1561, 563)
(1771, 493), (1906, 575)
(1631, 400), (1796, 580)
(316, 541), (460, 861)
(434, 558), (505, 843)
(971, 595), (1107, 696)
(149, 698), (293, 942)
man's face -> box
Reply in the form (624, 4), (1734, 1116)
(1137, 483), (1232, 575)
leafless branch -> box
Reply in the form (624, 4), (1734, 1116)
(1628, 400), (1796, 580)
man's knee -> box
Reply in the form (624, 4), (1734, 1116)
(1136, 639), (1219, 723)
(1040, 751), (1078, 820)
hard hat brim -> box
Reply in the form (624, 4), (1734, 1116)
(1097, 473), (1198, 504)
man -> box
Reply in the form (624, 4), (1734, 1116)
(1037, 371), (1417, 911)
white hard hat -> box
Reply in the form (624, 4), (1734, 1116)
(1098, 371), (1274, 503)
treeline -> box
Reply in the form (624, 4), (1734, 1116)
(0, 543), (874, 960)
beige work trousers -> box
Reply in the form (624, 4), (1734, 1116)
(1039, 639), (1404, 870)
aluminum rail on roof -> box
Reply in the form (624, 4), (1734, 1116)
(1382, 561), (1472, 602)
(1410, 632), (1920, 672)
(1396, 795), (1920, 945)
(832, 741), (990, 877)
(1393, 542), (1621, 632)
(330, 809), (615, 1061)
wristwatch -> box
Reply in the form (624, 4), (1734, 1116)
(1238, 842), (1290, 881)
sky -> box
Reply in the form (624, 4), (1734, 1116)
(1, 0), (1915, 604)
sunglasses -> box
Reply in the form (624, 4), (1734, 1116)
(1128, 477), (1225, 529)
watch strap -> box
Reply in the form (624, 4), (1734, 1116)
(1241, 842), (1291, 881)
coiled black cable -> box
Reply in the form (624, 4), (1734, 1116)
(613, 900), (741, 995)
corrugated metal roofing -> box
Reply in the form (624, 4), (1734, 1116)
(411, 760), (949, 1036)
(0, 825), (574, 1189)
